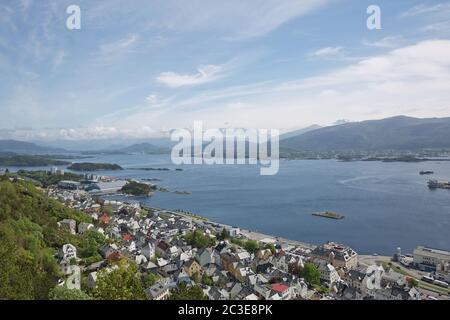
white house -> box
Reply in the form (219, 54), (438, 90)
(59, 244), (77, 262)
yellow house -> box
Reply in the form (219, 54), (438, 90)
(183, 259), (202, 277)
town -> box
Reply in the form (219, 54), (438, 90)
(42, 174), (450, 300)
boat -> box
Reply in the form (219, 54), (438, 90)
(312, 211), (345, 220)
(428, 180), (450, 189)
(420, 171), (434, 175)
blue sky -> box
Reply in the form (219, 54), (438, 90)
(1, 0), (450, 140)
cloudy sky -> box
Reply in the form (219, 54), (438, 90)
(1, 0), (450, 140)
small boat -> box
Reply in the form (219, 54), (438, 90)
(420, 171), (434, 175)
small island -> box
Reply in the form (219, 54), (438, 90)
(312, 211), (345, 220)
(120, 181), (156, 196)
(67, 162), (123, 171)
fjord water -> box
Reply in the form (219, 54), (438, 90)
(67, 155), (450, 254)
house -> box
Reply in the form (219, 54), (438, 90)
(316, 261), (341, 288)
(311, 242), (358, 270)
(271, 283), (292, 300)
(196, 248), (213, 267)
(77, 222), (94, 234)
(156, 240), (171, 258)
(58, 219), (76, 235)
(183, 259), (202, 277)
(135, 254), (148, 265)
(87, 265), (118, 289)
(345, 269), (367, 294)
(59, 244), (77, 262)
(256, 249), (272, 260)
(141, 242), (156, 260)
(99, 243), (118, 259)
(145, 282), (170, 300)
(87, 272), (98, 289)
(98, 213), (111, 225)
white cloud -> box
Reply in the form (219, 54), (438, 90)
(107, 40), (450, 131)
(86, 0), (331, 40)
(156, 64), (224, 88)
(309, 46), (343, 58)
(97, 34), (139, 62)
(422, 20), (450, 33)
(363, 36), (404, 48)
(146, 94), (157, 104)
(402, 3), (450, 17)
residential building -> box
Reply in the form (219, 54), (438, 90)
(311, 242), (358, 270)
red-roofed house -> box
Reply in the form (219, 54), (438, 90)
(122, 234), (133, 241)
(106, 251), (123, 262)
(99, 213), (110, 225)
(271, 284), (291, 300)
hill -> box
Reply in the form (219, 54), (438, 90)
(280, 125), (322, 140)
(81, 143), (169, 155)
(0, 140), (67, 154)
(280, 116), (450, 151)
(118, 143), (170, 154)
(0, 176), (92, 299)
(0, 155), (70, 167)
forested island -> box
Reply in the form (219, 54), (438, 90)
(120, 181), (156, 196)
(67, 163), (123, 171)
(0, 155), (70, 167)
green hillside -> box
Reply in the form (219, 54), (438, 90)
(0, 175), (91, 299)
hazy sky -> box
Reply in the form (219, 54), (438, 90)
(1, 0), (450, 140)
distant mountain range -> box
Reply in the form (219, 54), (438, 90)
(280, 125), (322, 140)
(0, 140), (67, 154)
(281, 116), (450, 151)
(4, 116), (450, 155)
(82, 142), (170, 155)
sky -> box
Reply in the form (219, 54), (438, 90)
(1, 0), (450, 141)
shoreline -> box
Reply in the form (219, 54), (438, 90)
(140, 203), (317, 250)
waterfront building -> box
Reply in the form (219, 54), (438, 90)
(311, 242), (358, 270)
(58, 180), (81, 190)
(413, 246), (450, 270)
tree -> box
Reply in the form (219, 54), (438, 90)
(184, 229), (215, 249)
(264, 243), (276, 254)
(217, 228), (229, 241)
(299, 263), (321, 286)
(169, 283), (208, 300)
(407, 277), (419, 288)
(244, 240), (259, 254)
(201, 274), (214, 286)
(93, 263), (146, 300)
(49, 286), (93, 300)
(143, 272), (159, 288)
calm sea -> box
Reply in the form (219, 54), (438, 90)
(11, 154), (450, 255)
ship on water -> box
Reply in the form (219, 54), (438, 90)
(312, 211), (345, 220)
(420, 170), (434, 175)
(428, 180), (450, 189)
